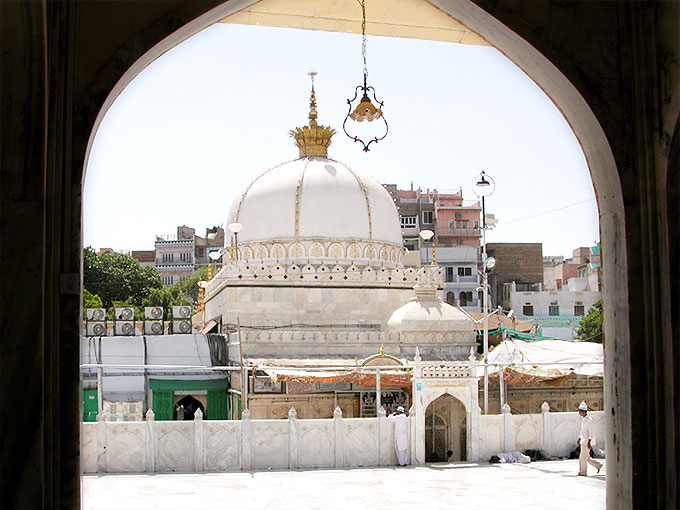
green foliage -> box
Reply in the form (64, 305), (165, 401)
(141, 284), (190, 318)
(576, 300), (603, 343)
(82, 288), (103, 319)
(83, 246), (162, 310)
(178, 265), (212, 305)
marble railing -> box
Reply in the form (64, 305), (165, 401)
(476, 403), (605, 461)
(82, 402), (604, 473)
(82, 406), (399, 473)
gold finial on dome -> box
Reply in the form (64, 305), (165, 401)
(290, 71), (336, 158)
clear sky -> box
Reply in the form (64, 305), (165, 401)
(83, 22), (599, 258)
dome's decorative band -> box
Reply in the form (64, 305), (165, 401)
(234, 239), (404, 267)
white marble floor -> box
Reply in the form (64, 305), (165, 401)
(82, 459), (605, 510)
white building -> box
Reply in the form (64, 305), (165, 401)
(424, 246), (480, 310)
(500, 281), (600, 339)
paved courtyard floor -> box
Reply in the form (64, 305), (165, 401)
(82, 459), (605, 510)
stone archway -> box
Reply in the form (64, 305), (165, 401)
(425, 393), (467, 462)
(5, 2), (678, 508)
(80, 0), (627, 497)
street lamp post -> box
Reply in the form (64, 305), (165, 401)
(473, 171), (495, 415)
(228, 222), (243, 261)
(419, 229), (435, 265)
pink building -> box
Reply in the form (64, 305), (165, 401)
(432, 189), (481, 248)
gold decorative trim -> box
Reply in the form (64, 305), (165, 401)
(233, 159), (298, 223)
(294, 158), (311, 237)
(343, 163), (373, 239)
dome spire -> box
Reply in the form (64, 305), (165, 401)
(290, 71), (335, 158)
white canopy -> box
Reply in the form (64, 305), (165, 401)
(483, 339), (604, 378)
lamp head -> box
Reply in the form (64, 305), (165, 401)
(419, 229), (434, 241)
(349, 92), (383, 122)
(228, 222), (243, 234)
(472, 171), (496, 197)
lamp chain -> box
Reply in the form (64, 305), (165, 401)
(359, 0), (368, 83)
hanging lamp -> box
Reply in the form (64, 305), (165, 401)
(343, 0), (388, 152)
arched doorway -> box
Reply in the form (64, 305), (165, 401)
(425, 394), (467, 462)
(174, 395), (205, 421)
(445, 291), (456, 306)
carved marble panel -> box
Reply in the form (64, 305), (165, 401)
(204, 422), (241, 471)
(251, 420), (288, 469)
(81, 423), (97, 473)
(343, 419), (379, 467)
(513, 414), (543, 451)
(297, 421), (334, 468)
(106, 423), (146, 472)
(156, 423), (193, 472)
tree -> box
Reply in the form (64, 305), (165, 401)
(141, 284), (190, 318)
(177, 265), (212, 305)
(83, 247), (162, 309)
(82, 288), (103, 319)
(576, 300), (603, 343)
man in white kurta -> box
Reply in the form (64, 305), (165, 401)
(387, 406), (409, 466)
(577, 401), (602, 476)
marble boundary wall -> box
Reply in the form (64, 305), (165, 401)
(476, 404), (605, 461)
(82, 404), (604, 473)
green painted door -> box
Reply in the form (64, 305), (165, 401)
(83, 389), (98, 422)
(152, 390), (174, 421)
(207, 389), (227, 420)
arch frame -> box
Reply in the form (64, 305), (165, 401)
(81, 1), (630, 498)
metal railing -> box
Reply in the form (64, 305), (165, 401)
(436, 228), (481, 237)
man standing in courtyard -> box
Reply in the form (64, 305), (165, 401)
(576, 401), (602, 476)
(388, 406), (409, 466)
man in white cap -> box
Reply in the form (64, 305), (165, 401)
(577, 401), (602, 476)
(387, 406), (409, 466)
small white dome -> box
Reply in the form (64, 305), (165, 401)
(387, 266), (474, 333)
(227, 156), (403, 267)
(386, 300), (475, 333)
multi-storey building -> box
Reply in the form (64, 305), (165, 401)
(153, 225), (226, 286)
(500, 244), (602, 340)
(384, 184), (483, 311)
(154, 226), (196, 286)
(486, 243), (544, 308)
(131, 250), (155, 268)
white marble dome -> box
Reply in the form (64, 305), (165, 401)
(227, 156), (404, 267)
(387, 266), (475, 333)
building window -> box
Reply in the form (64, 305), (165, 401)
(455, 213), (462, 218)
(162, 253), (173, 263)
(459, 291), (473, 306)
(400, 216), (417, 228)
(457, 267), (472, 277)
(446, 292), (456, 305)
(455, 220), (469, 229)
(556, 279), (563, 290)
(456, 239), (463, 245)
(445, 267), (454, 282)
(422, 211), (433, 224)
(574, 303), (585, 316)
(549, 303), (560, 316)
(523, 304), (534, 316)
